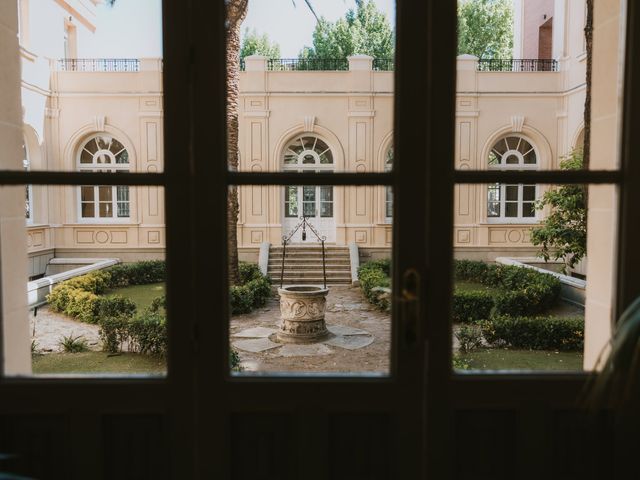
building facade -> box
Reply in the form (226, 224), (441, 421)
(21, 0), (589, 269)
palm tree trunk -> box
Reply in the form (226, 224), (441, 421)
(583, 0), (593, 168)
(226, 0), (248, 286)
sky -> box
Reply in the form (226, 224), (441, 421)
(80, 0), (396, 58)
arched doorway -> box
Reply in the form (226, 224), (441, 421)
(281, 134), (336, 243)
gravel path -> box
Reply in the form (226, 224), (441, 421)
(30, 307), (101, 353)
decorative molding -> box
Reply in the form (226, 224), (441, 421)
(93, 115), (106, 132)
(510, 115), (525, 132)
(303, 115), (316, 132)
(348, 111), (376, 118)
(243, 111), (270, 118)
(45, 108), (60, 118)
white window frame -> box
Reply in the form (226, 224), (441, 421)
(486, 135), (540, 224)
(23, 141), (33, 225)
(77, 135), (132, 224)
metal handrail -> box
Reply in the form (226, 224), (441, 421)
(280, 215), (327, 288)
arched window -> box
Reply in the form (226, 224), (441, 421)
(385, 146), (393, 220)
(77, 134), (130, 220)
(487, 135), (538, 222)
(282, 135), (334, 166)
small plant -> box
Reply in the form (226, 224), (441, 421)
(230, 348), (242, 371)
(453, 354), (471, 370)
(455, 324), (484, 353)
(59, 334), (89, 353)
(31, 339), (38, 354)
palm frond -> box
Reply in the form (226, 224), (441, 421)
(291, 0), (320, 22)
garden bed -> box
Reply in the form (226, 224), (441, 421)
(455, 348), (584, 371)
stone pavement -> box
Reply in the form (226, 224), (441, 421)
(231, 285), (391, 373)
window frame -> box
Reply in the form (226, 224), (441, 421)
(76, 134), (132, 223)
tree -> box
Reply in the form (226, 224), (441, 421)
(531, 151), (587, 272)
(457, 0), (513, 59)
(299, 0), (394, 61)
(240, 29), (281, 60)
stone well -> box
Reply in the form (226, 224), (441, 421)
(277, 285), (330, 343)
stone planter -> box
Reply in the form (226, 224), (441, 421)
(277, 285), (330, 343)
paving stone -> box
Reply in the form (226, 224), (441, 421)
(232, 327), (277, 338)
(324, 335), (375, 350)
(277, 344), (334, 357)
(233, 338), (282, 353)
(327, 325), (370, 336)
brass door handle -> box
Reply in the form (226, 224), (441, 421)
(397, 268), (420, 349)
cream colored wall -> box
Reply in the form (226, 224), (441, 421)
(583, 0), (626, 369)
(1, 0), (31, 374)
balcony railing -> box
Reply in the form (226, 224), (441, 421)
(477, 58), (559, 72)
(57, 58), (140, 72)
(267, 58), (350, 71)
(372, 58), (394, 71)
(239, 57), (396, 71)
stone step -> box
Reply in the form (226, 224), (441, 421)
(276, 279), (353, 285)
(269, 270), (351, 276)
(269, 259), (350, 265)
(268, 264), (351, 271)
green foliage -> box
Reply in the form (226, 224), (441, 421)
(148, 295), (166, 314)
(93, 295), (137, 320)
(59, 334), (89, 353)
(47, 261), (167, 324)
(452, 260), (561, 319)
(240, 29), (281, 60)
(230, 285), (255, 314)
(531, 150), (587, 272)
(358, 260), (392, 311)
(455, 324), (484, 353)
(105, 260), (166, 287)
(452, 354), (471, 370)
(480, 315), (584, 351)
(230, 262), (272, 314)
(299, 1), (394, 61)
(452, 290), (494, 323)
(230, 348), (241, 370)
(98, 316), (129, 354)
(458, 0), (513, 59)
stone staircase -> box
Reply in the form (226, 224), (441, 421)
(267, 245), (353, 286)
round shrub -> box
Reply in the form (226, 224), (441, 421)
(230, 285), (255, 314)
(452, 290), (494, 323)
(480, 315), (584, 351)
(93, 295), (137, 320)
(358, 261), (392, 311)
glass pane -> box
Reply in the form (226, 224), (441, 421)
(522, 202), (535, 217)
(487, 202), (500, 217)
(320, 202), (333, 218)
(1, 185), (167, 377)
(303, 186), (315, 201)
(99, 202), (112, 217)
(81, 203), (95, 218)
(320, 186), (333, 202)
(505, 185), (518, 201)
(231, 184), (393, 375)
(505, 202), (518, 217)
(99, 186), (113, 202)
(81, 186), (95, 202)
(9, 1), (164, 172)
(117, 202), (130, 218)
(233, 2), (394, 173)
(116, 186), (129, 202)
(523, 185), (536, 201)
(452, 184), (618, 373)
(303, 202), (315, 217)
(456, 0), (626, 172)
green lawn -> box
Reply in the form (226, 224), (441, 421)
(456, 348), (584, 371)
(32, 352), (166, 374)
(107, 282), (165, 310)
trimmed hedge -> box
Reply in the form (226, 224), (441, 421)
(358, 260), (391, 311)
(99, 311), (167, 356)
(480, 315), (584, 351)
(453, 260), (561, 321)
(230, 263), (273, 315)
(452, 290), (494, 323)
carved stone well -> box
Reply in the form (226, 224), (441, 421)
(277, 285), (330, 343)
